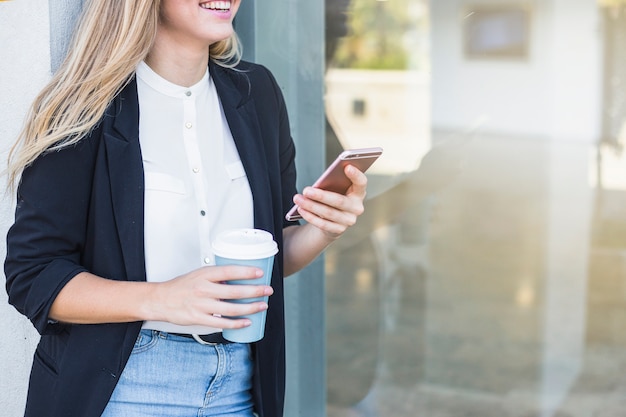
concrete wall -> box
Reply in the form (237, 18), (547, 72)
(0, 1), (82, 415)
(1, 2), (49, 415)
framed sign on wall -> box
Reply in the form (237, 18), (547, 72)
(463, 4), (531, 60)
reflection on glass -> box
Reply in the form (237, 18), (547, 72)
(325, 1), (626, 416)
(463, 5), (531, 60)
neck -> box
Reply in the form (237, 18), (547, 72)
(145, 33), (209, 87)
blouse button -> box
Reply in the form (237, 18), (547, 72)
(185, 122), (193, 129)
(192, 167), (200, 173)
(204, 257), (211, 265)
(200, 210), (206, 216)
(185, 91), (192, 97)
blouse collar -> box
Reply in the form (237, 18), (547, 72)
(135, 61), (210, 98)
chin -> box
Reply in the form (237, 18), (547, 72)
(206, 27), (234, 44)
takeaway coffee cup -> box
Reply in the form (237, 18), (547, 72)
(213, 228), (278, 343)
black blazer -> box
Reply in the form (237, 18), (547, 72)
(5, 60), (298, 417)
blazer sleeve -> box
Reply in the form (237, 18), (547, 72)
(4, 136), (97, 335)
(258, 65), (299, 229)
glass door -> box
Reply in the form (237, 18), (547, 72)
(325, 1), (626, 416)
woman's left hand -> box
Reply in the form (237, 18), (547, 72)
(292, 165), (367, 239)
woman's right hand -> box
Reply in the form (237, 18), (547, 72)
(147, 265), (274, 329)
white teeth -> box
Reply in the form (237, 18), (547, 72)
(200, 1), (231, 10)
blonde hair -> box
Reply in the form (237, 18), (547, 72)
(6, 0), (242, 190)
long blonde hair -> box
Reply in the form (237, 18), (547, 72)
(6, 0), (242, 190)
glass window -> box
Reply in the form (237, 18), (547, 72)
(325, 1), (626, 416)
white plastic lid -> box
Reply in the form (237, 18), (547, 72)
(212, 229), (278, 260)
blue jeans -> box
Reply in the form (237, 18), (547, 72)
(101, 330), (255, 417)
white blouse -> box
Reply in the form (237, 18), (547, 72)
(136, 61), (254, 335)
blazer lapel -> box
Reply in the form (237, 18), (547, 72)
(100, 66), (276, 282)
(211, 63), (274, 233)
(103, 78), (146, 282)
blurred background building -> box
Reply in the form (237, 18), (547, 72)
(325, 1), (626, 416)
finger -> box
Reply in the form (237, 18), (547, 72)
(297, 190), (363, 221)
(201, 300), (270, 329)
(303, 201), (358, 228)
(186, 296), (270, 328)
(205, 316), (253, 330)
(345, 164), (368, 182)
(296, 206), (349, 236)
(300, 188), (350, 214)
(204, 265), (264, 282)
(344, 165), (368, 196)
(215, 282), (274, 301)
(214, 299), (270, 319)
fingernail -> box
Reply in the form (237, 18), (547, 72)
(264, 286), (273, 295)
(242, 319), (252, 327)
(260, 303), (269, 310)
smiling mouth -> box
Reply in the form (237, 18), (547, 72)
(200, 1), (231, 11)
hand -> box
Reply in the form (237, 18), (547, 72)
(148, 265), (274, 329)
(293, 164), (367, 239)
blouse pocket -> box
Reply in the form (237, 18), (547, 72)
(144, 172), (186, 195)
(225, 160), (247, 181)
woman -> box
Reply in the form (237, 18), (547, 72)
(4, 1), (367, 416)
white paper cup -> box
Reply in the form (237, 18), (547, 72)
(212, 229), (278, 343)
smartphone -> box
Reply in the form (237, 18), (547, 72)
(285, 147), (383, 221)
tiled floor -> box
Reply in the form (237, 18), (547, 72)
(325, 135), (626, 416)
